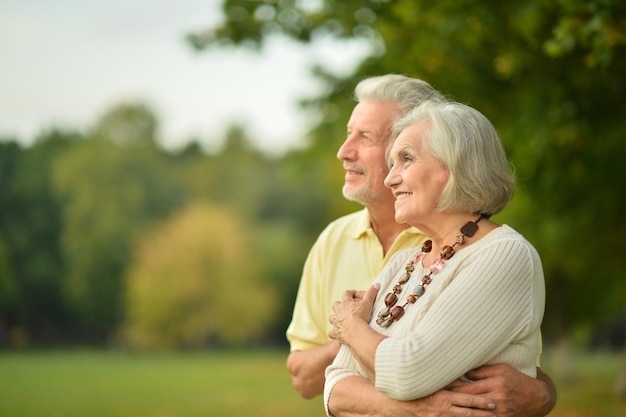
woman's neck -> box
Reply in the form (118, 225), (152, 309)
(367, 201), (410, 256)
(419, 213), (497, 264)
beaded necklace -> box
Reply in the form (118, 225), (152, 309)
(376, 214), (487, 328)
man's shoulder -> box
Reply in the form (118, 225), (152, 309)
(326, 209), (367, 227)
(318, 209), (368, 239)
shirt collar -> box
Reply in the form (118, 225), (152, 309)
(348, 208), (423, 240)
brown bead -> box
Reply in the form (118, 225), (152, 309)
(399, 272), (410, 284)
(407, 294), (417, 304)
(389, 305), (405, 321)
(393, 284), (403, 294)
(422, 240), (433, 253)
(422, 275), (432, 285)
(460, 220), (479, 237)
(441, 245), (455, 260)
(384, 292), (398, 307)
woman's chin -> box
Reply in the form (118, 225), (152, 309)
(394, 214), (409, 225)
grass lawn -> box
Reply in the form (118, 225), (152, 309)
(0, 349), (322, 417)
(0, 349), (624, 417)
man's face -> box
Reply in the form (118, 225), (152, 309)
(337, 100), (402, 206)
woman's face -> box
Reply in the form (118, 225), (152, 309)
(384, 121), (450, 225)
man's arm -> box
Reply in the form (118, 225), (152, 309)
(286, 341), (341, 399)
(327, 375), (497, 417)
(452, 365), (557, 417)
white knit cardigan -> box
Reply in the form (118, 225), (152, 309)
(324, 225), (545, 412)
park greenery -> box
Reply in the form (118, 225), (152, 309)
(0, 0), (625, 393)
(187, 0), (626, 356)
(0, 108), (336, 349)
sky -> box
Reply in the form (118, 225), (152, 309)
(0, 0), (368, 154)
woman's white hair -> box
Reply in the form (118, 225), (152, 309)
(391, 100), (516, 216)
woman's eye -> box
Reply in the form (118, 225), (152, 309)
(403, 154), (413, 163)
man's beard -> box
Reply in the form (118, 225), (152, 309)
(342, 183), (379, 206)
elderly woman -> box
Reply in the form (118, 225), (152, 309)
(324, 100), (545, 416)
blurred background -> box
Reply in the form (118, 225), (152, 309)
(1, 0), (625, 416)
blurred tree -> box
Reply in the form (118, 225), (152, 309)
(52, 103), (186, 341)
(0, 131), (78, 345)
(174, 126), (333, 346)
(187, 0), (626, 346)
(252, 221), (312, 344)
(121, 201), (277, 349)
(0, 232), (17, 344)
(91, 102), (158, 148)
(0, 142), (21, 337)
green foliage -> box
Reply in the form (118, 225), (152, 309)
(187, 0), (626, 343)
(0, 233), (17, 316)
(91, 102), (159, 148)
(252, 222), (313, 341)
(51, 105), (186, 339)
(121, 202), (278, 349)
(0, 100), (332, 347)
(0, 132), (77, 342)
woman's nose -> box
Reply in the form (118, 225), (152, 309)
(384, 166), (399, 188)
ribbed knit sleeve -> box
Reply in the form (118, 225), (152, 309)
(373, 226), (545, 400)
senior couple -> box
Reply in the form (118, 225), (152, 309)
(286, 74), (556, 417)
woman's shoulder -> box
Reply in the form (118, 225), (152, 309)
(474, 224), (542, 264)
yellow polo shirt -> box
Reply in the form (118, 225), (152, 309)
(286, 209), (427, 352)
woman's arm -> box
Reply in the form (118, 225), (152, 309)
(328, 375), (498, 417)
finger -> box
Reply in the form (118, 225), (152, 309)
(445, 377), (468, 389)
(450, 378), (492, 395)
(437, 390), (496, 411)
(353, 290), (366, 301)
(363, 282), (381, 304)
(342, 290), (357, 301)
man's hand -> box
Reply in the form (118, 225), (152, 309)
(286, 341), (341, 399)
(451, 364), (556, 417)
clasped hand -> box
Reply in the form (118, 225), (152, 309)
(328, 283), (380, 344)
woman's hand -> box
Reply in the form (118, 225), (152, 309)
(328, 283), (380, 345)
(328, 283), (385, 379)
